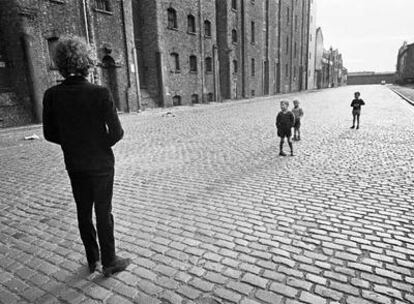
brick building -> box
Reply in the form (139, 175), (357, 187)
(132, 0), (218, 108)
(217, 0), (311, 99)
(1, 0), (317, 127)
(0, 0), (138, 127)
(396, 41), (414, 84)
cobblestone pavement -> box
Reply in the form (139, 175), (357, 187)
(1, 85), (414, 304)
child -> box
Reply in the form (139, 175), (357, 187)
(291, 99), (304, 141)
(276, 100), (295, 156)
(350, 91), (365, 129)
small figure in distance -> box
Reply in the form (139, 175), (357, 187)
(276, 100), (295, 156)
(350, 91), (365, 129)
(42, 36), (130, 277)
(291, 99), (304, 141)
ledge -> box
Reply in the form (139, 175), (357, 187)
(94, 8), (113, 15)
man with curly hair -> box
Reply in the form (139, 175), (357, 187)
(42, 36), (130, 277)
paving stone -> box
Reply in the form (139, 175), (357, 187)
(241, 273), (268, 289)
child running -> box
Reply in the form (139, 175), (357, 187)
(291, 99), (304, 141)
(276, 100), (295, 156)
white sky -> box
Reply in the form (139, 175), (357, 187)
(316, 0), (414, 72)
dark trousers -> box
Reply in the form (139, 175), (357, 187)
(68, 169), (116, 267)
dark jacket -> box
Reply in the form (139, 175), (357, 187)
(43, 76), (124, 173)
(276, 111), (295, 131)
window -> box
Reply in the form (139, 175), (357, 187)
(251, 21), (255, 44)
(167, 8), (177, 29)
(173, 95), (181, 106)
(187, 15), (196, 33)
(204, 20), (212, 37)
(294, 66), (297, 79)
(191, 94), (199, 104)
(205, 57), (212, 72)
(285, 63), (289, 77)
(233, 60), (238, 73)
(286, 7), (290, 25)
(295, 15), (298, 31)
(232, 0), (237, 10)
(294, 42), (297, 58)
(251, 58), (255, 76)
(171, 53), (180, 72)
(47, 37), (59, 69)
(95, 0), (110, 11)
(285, 36), (289, 54)
(207, 93), (214, 102)
(232, 29), (238, 43)
(190, 55), (197, 72)
(251, 90), (255, 96)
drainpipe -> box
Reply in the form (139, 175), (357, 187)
(198, 0), (205, 102)
(277, 0), (281, 93)
(81, 0), (96, 84)
(241, 0), (246, 98)
(21, 34), (42, 123)
(133, 46), (142, 111)
(82, 0), (90, 44)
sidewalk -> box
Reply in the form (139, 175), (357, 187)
(389, 84), (414, 106)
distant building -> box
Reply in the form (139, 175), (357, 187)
(396, 41), (414, 84)
(0, 0), (138, 128)
(347, 72), (397, 85)
(314, 27), (324, 89)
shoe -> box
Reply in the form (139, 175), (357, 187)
(290, 152), (294, 156)
(88, 261), (98, 273)
(350, 126), (355, 129)
(292, 137), (297, 141)
(356, 126), (359, 129)
(297, 137), (301, 141)
(279, 151), (287, 156)
(103, 257), (131, 277)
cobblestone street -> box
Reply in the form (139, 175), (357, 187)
(1, 85), (414, 304)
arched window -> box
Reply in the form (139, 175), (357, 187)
(251, 58), (255, 76)
(47, 37), (59, 69)
(167, 8), (177, 29)
(170, 52), (180, 72)
(187, 15), (196, 33)
(204, 20), (212, 37)
(173, 95), (181, 106)
(205, 57), (212, 72)
(232, 0), (237, 10)
(191, 94), (199, 104)
(189, 55), (197, 72)
(232, 29), (237, 43)
(233, 60), (238, 73)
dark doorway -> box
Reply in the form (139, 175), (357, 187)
(101, 56), (120, 110)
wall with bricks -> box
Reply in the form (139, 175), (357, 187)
(133, 0), (218, 108)
(0, 0), (137, 127)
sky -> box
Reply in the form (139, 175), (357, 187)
(316, 0), (414, 73)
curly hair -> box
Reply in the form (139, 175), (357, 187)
(53, 36), (95, 78)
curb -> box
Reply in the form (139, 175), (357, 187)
(389, 87), (414, 107)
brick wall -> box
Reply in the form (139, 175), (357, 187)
(0, 0), (137, 127)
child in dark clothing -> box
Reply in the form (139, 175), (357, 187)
(276, 100), (295, 156)
(350, 91), (365, 129)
